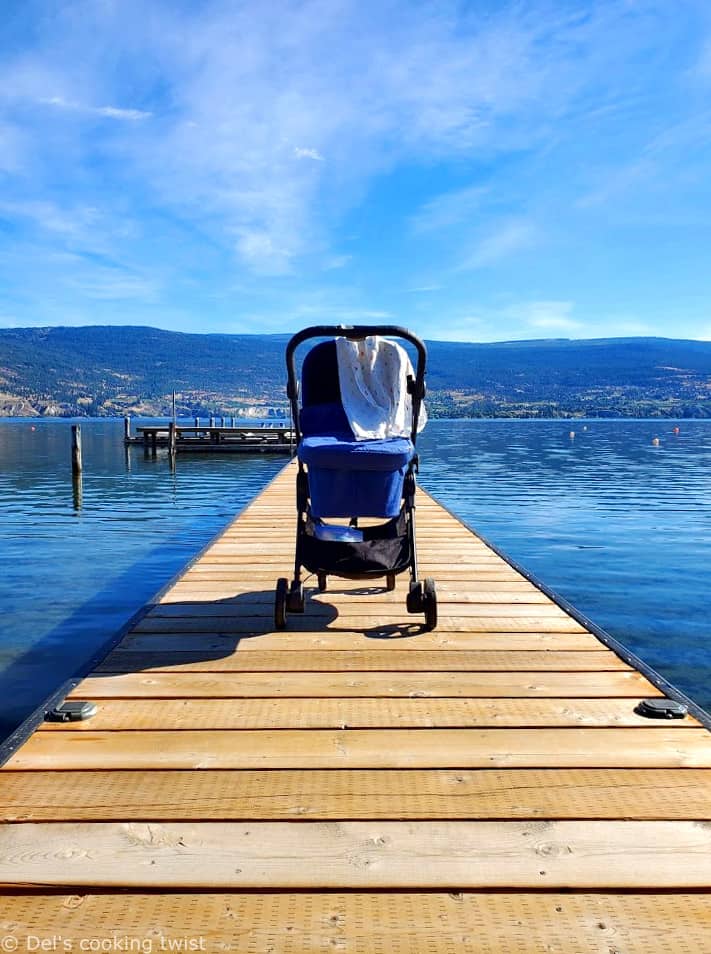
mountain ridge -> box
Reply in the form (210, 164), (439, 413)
(1, 324), (710, 418)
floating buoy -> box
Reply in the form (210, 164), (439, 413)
(652, 437), (660, 446)
(30, 425), (36, 431)
(582, 425), (587, 431)
(673, 426), (680, 435)
(569, 431), (575, 439)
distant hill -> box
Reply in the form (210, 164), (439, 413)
(1, 325), (710, 418)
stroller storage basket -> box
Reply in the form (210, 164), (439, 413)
(300, 512), (412, 577)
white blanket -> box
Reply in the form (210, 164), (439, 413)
(335, 335), (427, 440)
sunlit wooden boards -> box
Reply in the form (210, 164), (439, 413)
(3, 893), (711, 953)
(3, 820), (711, 889)
(5, 768), (711, 821)
(2, 460), (711, 950)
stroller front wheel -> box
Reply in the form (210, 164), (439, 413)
(274, 577), (289, 629)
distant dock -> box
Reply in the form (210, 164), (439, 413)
(124, 417), (294, 454)
(2, 461), (711, 947)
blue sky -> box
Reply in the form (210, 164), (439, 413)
(1, 0), (711, 342)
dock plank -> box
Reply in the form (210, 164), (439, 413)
(39, 697), (692, 731)
(3, 820), (711, 889)
(8, 727), (711, 771)
(130, 615), (589, 633)
(96, 648), (629, 673)
(4, 768), (711, 821)
(69, 669), (659, 698)
(3, 892), (711, 953)
(107, 630), (605, 651)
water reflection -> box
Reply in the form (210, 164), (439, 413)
(0, 418), (285, 739)
(417, 419), (711, 709)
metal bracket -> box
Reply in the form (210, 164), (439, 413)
(635, 698), (688, 720)
(45, 700), (98, 723)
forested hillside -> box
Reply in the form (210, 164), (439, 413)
(1, 325), (710, 418)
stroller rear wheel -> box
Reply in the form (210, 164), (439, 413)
(406, 580), (423, 613)
(406, 578), (437, 629)
(423, 577), (437, 630)
(287, 580), (305, 613)
(274, 577), (289, 629)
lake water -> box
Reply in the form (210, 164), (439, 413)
(1, 417), (709, 742)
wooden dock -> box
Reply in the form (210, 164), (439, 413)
(2, 462), (711, 951)
(126, 423), (294, 454)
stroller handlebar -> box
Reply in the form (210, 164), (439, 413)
(285, 324), (428, 445)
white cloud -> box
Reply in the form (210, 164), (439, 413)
(4, 0), (621, 278)
(2, 0), (709, 332)
(508, 300), (580, 332)
(235, 230), (294, 275)
(460, 220), (538, 269)
(294, 146), (324, 161)
(64, 268), (159, 301)
(323, 254), (351, 270)
(410, 185), (488, 233)
(40, 96), (151, 120)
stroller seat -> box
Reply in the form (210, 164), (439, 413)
(300, 433), (414, 519)
(296, 339), (415, 518)
(299, 434), (413, 471)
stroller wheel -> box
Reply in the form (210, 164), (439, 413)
(287, 580), (305, 613)
(406, 580), (423, 614)
(317, 572), (328, 592)
(423, 578), (437, 630)
(385, 573), (396, 592)
(274, 578), (289, 629)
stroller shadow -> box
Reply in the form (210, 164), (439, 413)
(96, 584), (428, 674)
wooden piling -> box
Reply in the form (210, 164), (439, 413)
(71, 424), (82, 476)
(168, 421), (177, 458)
(72, 472), (82, 510)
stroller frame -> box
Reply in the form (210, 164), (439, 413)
(275, 324), (437, 629)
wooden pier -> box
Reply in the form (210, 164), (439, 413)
(125, 422), (294, 454)
(2, 462), (711, 950)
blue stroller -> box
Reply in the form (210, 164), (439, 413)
(274, 324), (437, 629)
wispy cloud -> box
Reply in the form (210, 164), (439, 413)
(323, 254), (352, 270)
(508, 300), (580, 333)
(64, 269), (159, 301)
(1, 0), (710, 337)
(40, 97), (151, 121)
(294, 147), (324, 161)
(410, 185), (488, 234)
(459, 220), (538, 269)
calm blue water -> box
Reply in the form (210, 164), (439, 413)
(0, 419), (284, 740)
(418, 419), (711, 710)
(0, 417), (709, 742)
